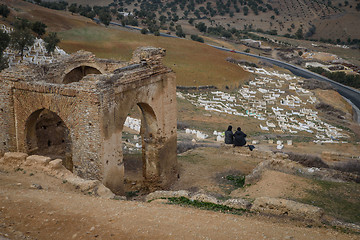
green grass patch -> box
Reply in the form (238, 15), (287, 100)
(297, 180), (360, 224)
(225, 175), (245, 188)
(167, 196), (246, 215)
(177, 154), (205, 164)
(125, 190), (140, 198)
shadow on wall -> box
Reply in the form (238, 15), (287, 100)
(25, 108), (73, 171)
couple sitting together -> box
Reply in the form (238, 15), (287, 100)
(225, 125), (255, 151)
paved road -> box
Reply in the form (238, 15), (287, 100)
(208, 44), (360, 112)
(104, 20), (360, 118)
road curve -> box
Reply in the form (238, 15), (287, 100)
(207, 44), (360, 112)
(103, 19), (360, 115)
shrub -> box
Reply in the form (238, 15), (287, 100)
(287, 152), (329, 168)
(140, 28), (148, 34)
(332, 160), (360, 175)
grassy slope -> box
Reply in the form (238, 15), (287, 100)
(3, 0), (251, 87)
(58, 25), (251, 87)
(298, 180), (360, 225)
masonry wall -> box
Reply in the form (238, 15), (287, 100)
(99, 70), (177, 193)
(0, 81), (16, 155)
(11, 83), (103, 180)
(0, 47), (177, 194)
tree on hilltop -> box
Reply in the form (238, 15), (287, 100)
(0, 30), (10, 70)
(99, 11), (112, 26)
(32, 21), (47, 38)
(44, 32), (60, 54)
(0, 4), (10, 18)
(9, 21), (35, 60)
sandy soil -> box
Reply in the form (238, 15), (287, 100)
(0, 170), (357, 240)
(230, 170), (313, 199)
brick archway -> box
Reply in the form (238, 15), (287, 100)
(25, 108), (73, 171)
(63, 65), (101, 84)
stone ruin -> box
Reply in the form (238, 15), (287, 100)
(0, 47), (178, 194)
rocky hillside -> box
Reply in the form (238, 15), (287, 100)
(62, 0), (360, 42)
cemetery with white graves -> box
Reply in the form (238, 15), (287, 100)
(1, 24), (67, 67)
(177, 65), (350, 144)
(1, 22), (352, 147)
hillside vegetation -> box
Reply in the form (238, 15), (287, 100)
(2, 0), (251, 87)
(54, 0), (360, 42)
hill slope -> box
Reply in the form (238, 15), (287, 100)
(2, 0), (252, 87)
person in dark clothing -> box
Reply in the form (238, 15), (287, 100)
(233, 127), (247, 146)
(224, 125), (234, 144)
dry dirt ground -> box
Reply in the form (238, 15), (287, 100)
(0, 169), (358, 240)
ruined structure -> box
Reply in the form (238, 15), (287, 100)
(0, 47), (177, 194)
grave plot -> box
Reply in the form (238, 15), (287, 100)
(2, 24), (67, 67)
(178, 65), (350, 143)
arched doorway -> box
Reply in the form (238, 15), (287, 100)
(63, 66), (101, 84)
(122, 103), (159, 194)
(25, 109), (73, 171)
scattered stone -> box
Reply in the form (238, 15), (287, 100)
(30, 184), (43, 190)
(251, 197), (324, 221)
(223, 198), (252, 210)
(48, 159), (64, 169)
(145, 190), (190, 202)
(66, 178), (99, 192)
(3, 152), (28, 165)
(190, 193), (218, 204)
(26, 155), (51, 166)
(113, 195), (127, 201)
(95, 184), (115, 199)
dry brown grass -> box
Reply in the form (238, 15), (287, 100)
(3, 0), (251, 87)
(59, 25), (251, 87)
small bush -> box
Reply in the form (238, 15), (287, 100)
(287, 152), (329, 168)
(225, 175), (245, 188)
(315, 102), (345, 117)
(190, 34), (204, 43)
(140, 28), (148, 34)
(301, 79), (334, 90)
(332, 160), (360, 175)
(177, 142), (197, 154)
(177, 121), (189, 130)
(167, 196), (246, 214)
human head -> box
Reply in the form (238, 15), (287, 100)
(227, 125), (232, 131)
(237, 127), (241, 131)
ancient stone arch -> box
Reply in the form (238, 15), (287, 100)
(0, 47), (177, 194)
(63, 65), (102, 84)
(25, 108), (73, 171)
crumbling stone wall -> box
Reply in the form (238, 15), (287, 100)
(0, 47), (177, 194)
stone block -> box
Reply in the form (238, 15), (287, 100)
(96, 184), (115, 199)
(26, 155), (51, 166)
(251, 197), (324, 221)
(146, 190), (190, 202)
(3, 152), (28, 164)
(48, 159), (64, 169)
(190, 193), (218, 204)
(223, 198), (251, 210)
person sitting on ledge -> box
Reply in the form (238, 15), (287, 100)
(233, 127), (247, 147)
(224, 125), (234, 144)
(233, 127), (255, 151)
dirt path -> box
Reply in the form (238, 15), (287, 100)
(0, 171), (357, 240)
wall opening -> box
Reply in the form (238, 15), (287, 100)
(25, 109), (73, 171)
(122, 105), (143, 193)
(122, 103), (159, 194)
(63, 66), (101, 84)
